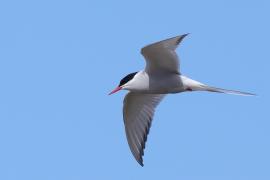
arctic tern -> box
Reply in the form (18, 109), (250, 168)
(109, 34), (254, 166)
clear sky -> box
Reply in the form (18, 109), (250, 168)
(0, 0), (269, 179)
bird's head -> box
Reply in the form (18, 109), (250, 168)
(109, 72), (138, 95)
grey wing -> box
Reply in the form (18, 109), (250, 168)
(123, 92), (165, 166)
(141, 34), (188, 74)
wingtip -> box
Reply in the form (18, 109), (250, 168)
(180, 33), (190, 39)
(138, 161), (144, 167)
(176, 33), (189, 44)
(183, 33), (190, 37)
(137, 157), (144, 167)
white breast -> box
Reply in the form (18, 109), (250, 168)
(122, 71), (150, 92)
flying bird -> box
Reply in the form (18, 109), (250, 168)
(109, 34), (254, 166)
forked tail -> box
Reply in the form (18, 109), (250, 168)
(182, 76), (255, 96)
(202, 85), (256, 96)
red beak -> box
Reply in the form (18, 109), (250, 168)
(108, 86), (122, 95)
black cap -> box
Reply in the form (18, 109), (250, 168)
(119, 72), (138, 86)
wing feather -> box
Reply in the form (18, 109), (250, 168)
(123, 92), (165, 166)
(141, 34), (188, 74)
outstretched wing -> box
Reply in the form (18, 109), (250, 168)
(123, 92), (165, 166)
(141, 34), (188, 74)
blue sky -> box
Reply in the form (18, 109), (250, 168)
(0, 0), (269, 179)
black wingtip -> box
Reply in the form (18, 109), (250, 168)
(176, 33), (189, 45)
(136, 156), (144, 167)
(181, 33), (190, 39)
(183, 33), (190, 37)
(139, 161), (144, 167)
